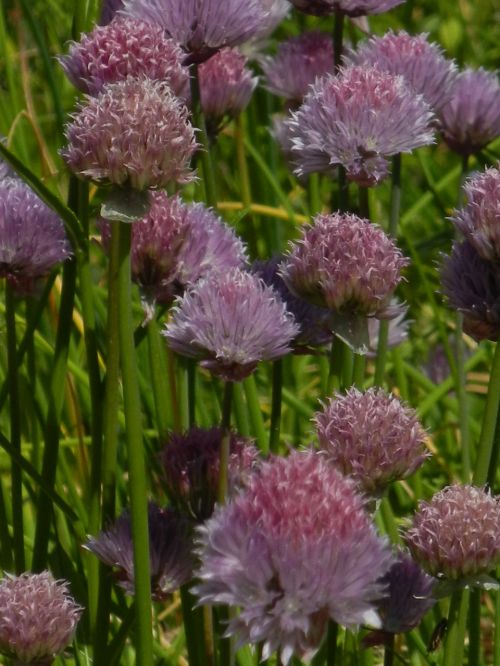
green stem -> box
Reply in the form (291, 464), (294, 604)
(442, 589), (469, 666)
(269, 360), (283, 454)
(180, 584), (206, 666)
(187, 360), (197, 427)
(468, 589), (481, 666)
(190, 63), (218, 208)
(147, 317), (173, 438)
(218, 381), (234, 504)
(383, 633), (394, 666)
(494, 573), (500, 666)
(6, 283), (24, 573)
(327, 620), (339, 666)
(116, 221), (153, 666)
(473, 341), (500, 485)
(352, 353), (366, 388)
(359, 186), (370, 219)
(243, 376), (267, 453)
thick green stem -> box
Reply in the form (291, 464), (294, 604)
(180, 584), (206, 666)
(468, 589), (481, 666)
(442, 589), (469, 666)
(218, 381), (234, 504)
(352, 353), (366, 388)
(190, 63), (217, 208)
(6, 283), (24, 573)
(383, 633), (394, 666)
(147, 317), (173, 438)
(243, 376), (267, 453)
(473, 341), (500, 485)
(116, 221), (153, 666)
(327, 620), (339, 666)
(269, 360), (283, 454)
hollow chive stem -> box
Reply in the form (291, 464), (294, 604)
(269, 359), (283, 453)
(190, 62), (217, 208)
(442, 589), (469, 666)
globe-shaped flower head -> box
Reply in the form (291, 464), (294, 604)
(286, 0), (405, 17)
(59, 17), (189, 97)
(314, 387), (429, 496)
(405, 485), (500, 583)
(123, 0), (270, 63)
(164, 268), (299, 381)
(195, 450), (392, 664)
(0, 571), (82, 665)
(0, 180), (71, 294)
(287, 65), (434, 185)
(452, 166), (500, 262)
(62, 78), (197, 191)
(348, 31), (457, 114)
(439, 67), (500, 156)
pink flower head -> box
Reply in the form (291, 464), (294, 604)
(164, 268), (299, 381)
(59, 17), (189, 97)
(198, 47), (258, 134)
(314, 387), (428, 496)
(160, 426), (259, 521)
(122, 0), (270, 64)
(281, 213), (408, 317)
(286, 0), (405, 17)
(286, 65), (434, 185)
(62, 78), (197, 190)
(262, 31), (334, 105)
(195, 450), (392, 664)
(0, 180), (71, 295)
(405, 485), (500, 581)
(439, 67), (500, 156)
(0, 571), (82, 665)
(348, 30), (457, 114)
(452, 165), (500, 262)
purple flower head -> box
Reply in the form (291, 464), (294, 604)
(281, 213), (408, 318)
(99, 0), (125, 24)
(439, 68), (500, 156)
(404, 485), (500, 581)
(122, 0), (270, 64)
(100, 192), (245, 307)
(286, 0), (405, 18)
(59, 17), (189, 98)
(85, 503), (194, 600)
(198, 48), (258, 134)
(251, 0), (290, 41)
(0, 571), (82, 665)
(160, 426), (259, 521)
(440, 240), (500, 342)
(286, 65), (434, 185)
(314, 387), (428, 496)
(195, 450), (392, 663)
(252, 256), (333, 349)
(164, 268), (299, 381)
(348, 31), (457, 114)
(262, 31), (334, 105)
(452, 166), (500, 262)
(0, 180), (71, 295)
(62, 78), (197, 190)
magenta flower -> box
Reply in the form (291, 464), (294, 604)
(262, 31), (334, 105)
(404, 485), (500, 582)
(348, 30), (457, 114)
(286, 65), (434, 185)
(286, 0), (405, 17)
(195, 450), (392, 663)
(160, 426), (259, 521)
(440, 240), (500, 342)
(164, 268), (299, 381)
(314, 387), (428, 496)
(439, 67), (500, 156)
(198, 47), (258, 134)
(0, 180), (71, 294)
(122, 0), (270, 63)
(0, 571), (82, 665)
(452, 166), (500, 262)
(100, 192), (245, 307)
(62, 78), (197, 191)
(86, 503), (194, 600)
(59, 17), (189, 97)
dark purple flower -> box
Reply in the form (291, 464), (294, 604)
(348, 30), (457, 114)
(286, 0), (405, 18)
(164, 268), (299, 381)
(286, 65), (434, 185)
(62, 78), (197, 190)
(439, 68), (500, 156)
(122, 0), (270, 64)
(262, 31), (334, 105)
(281, 213), (408, 317)
(440, 240), (500, 342)
(160, 426), (259, 521)
(0, 180), (71, 294)
(99, 0), (125, 24)
(85, 503), (194, 600)
(59, 17), (189, 97)
(195, 450), (392, 664)
(452, 166), (500, 262)
(0, 571), (82, 665)
(314, 387), (428, 496)
(404, 485), (500, 581)
(252, 256), (333, 349)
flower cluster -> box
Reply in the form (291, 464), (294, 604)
(195, 450), (392, 663)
